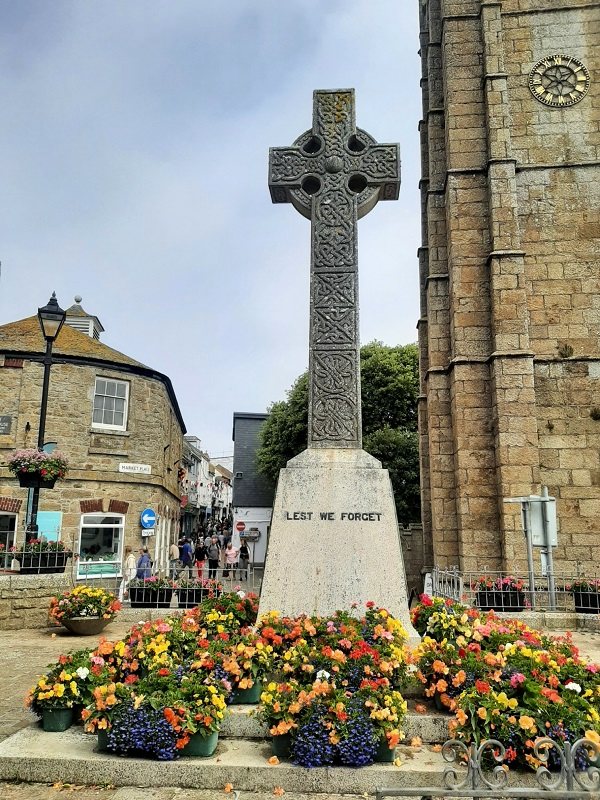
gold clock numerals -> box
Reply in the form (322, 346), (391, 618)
(528, 54), (590, 107)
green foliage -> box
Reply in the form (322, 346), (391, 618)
(256, 342), (421, 525)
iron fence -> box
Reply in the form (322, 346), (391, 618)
(431, 567), (600, 614)
(0, 550), (262, 609)
(376, 737), (600, 800)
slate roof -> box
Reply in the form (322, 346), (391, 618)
(0, 315), (146, 368)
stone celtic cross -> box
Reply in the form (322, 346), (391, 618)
(269, 89), (400, 449)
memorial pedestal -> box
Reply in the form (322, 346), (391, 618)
(257, 448), (419, 643)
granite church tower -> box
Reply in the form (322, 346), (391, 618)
(417, 0), (599, 575)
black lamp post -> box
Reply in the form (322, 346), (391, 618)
(27, 292), (66, 539)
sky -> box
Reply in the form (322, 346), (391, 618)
(0, 1), (422, 459)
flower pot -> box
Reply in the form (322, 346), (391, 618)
(128, 588), (173, 608)
(15, 552), (46, 574)
(18, 473), (57, 489)
(181, 730), (218, 757)
(573, 590), (600, 614)
(498, 589), (524, 612)
(232, 681), (262, 704)
(476, 589), (500, 611)
(177, 588), (205, 608)
(375, 738), (396, 762)
(271, 732), (292, 759)
(39, 551), (71, 574)
(476, 589), (524, 612)
(433, 692), (445, 712)
(41, 707), (73, 732)
(62, 616), (111, 636)
(97, 729), (110, 751)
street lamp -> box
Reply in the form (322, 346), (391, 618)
(27, 292), (66, 539)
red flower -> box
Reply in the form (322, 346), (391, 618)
(475, 679), (491, 694)
(366, 601), (375, 609)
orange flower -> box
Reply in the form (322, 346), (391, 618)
(273, 788), (285, 797)
(452, 670), (466, 687)
(518, 716), (536, 732)
(415, 703), (427, 714)
(456, 708), (468, 726)
(432, 660), (448, 674)
(477, 707), (487, 720)
(268, 755), (280, 765)
(224, 783), (234, 793)
(410, 736), (422, 748)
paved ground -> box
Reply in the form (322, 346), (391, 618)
(1, 620), (599, 800)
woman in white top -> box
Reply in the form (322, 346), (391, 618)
(119, 545), (137, 601)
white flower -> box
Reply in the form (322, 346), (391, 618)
(316, 670), (330, 681)
(565, 681), (581, 693)
(237, 591), (246, 598)
(76, 667), (89, 680)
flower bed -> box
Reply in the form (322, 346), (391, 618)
(25, 593), (408, 765)
(411, 595), (600, 769)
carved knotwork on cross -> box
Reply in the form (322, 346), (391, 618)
(269, 89), (400, 449)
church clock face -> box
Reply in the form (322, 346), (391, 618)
(529, 55), (590, 107)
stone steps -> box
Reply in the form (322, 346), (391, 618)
(0, 726), (450, 795)
(221, 702), (450, 744)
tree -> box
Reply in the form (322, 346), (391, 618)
(256, 342), (421, 526)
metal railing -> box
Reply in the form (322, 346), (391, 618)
(431, 567), (600, 614)
(76, 562), (263, 609)
(376, 738), (600, 800)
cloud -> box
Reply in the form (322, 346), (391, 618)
(0, 0), (421, 456)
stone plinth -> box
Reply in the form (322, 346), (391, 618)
(257, 448), (418, 641)
(0, 573), (72, 630)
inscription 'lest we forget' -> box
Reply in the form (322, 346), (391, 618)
(285, 511), (382, 521)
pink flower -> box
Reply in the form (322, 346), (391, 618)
(156, 622), (172, 633)
(91, 656), (105, 666)
(510, 673), (526, 688)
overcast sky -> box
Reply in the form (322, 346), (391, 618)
(0, 1), (422, 458)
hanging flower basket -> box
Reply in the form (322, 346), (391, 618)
(7, 448), (68, 488)
(17, 473), (57, 489)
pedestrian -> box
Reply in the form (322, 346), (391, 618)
(239, 540), (250, 578)
(180, 537), (194, 579)
(136, 547), (152, 579)
(224, 541), (239, 580)
(194, 539), (207, 580)
(169, 539), (180, 580)
(119, 545), (137, 601)
(206, 535), (221, 581)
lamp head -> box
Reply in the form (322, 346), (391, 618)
(37, 292), (66, 341)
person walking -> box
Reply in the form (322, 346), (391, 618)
(180, 537), (194, 579)
(239, 540), (250, 580)
(169, 539), (180, 580)
(119, 545), (137, 601)
(224, 541), (239, 580)
(136, 547), (152, 579)
(194, 539), (207, 580)
(206, 535), (221, 581)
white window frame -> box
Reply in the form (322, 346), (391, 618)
(77, 513), (124, 579)
(0, 511), (17, 552)
(92, 377), (129, 432)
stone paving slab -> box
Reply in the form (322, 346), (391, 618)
(0, 785), (368, 800)
(0, 727), (453, 794)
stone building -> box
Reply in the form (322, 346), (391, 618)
(0, 300), (185, 580)
(418, 0), (599, 575)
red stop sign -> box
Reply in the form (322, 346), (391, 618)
(235, 521), (246, 532)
